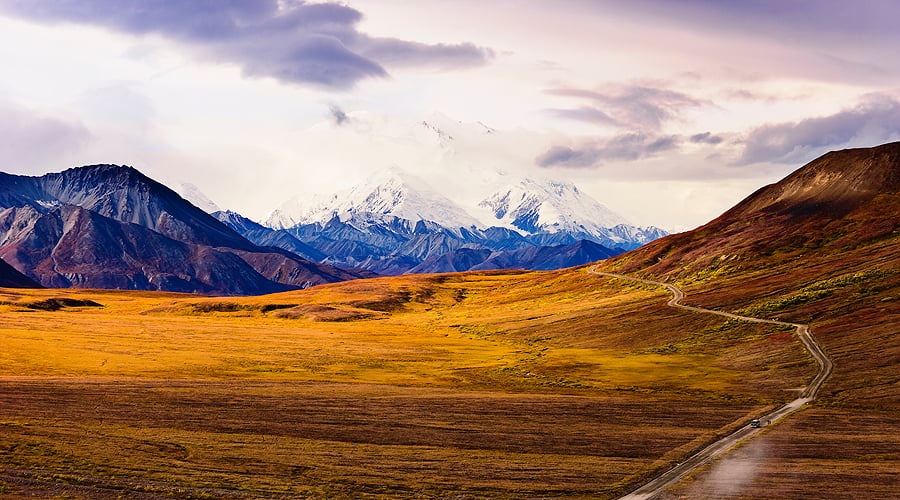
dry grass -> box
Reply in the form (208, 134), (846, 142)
(0, 379), (771, 499)
(662, 407), (900, 499)
(0, 268), (817, 498)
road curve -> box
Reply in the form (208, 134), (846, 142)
(588, 267), (834, 500)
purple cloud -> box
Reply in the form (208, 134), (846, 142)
(0, 103), (92, 170)
(737, 93), (900, 164)
(537, 133), (680, 168)
(690, 132), (724, 144)
(547, 86), (705, 131)
(548, 106), (619, 126)
(0, 0), (493, 89)
(620, 0), (900, 45)
(360, 39), (494, 70)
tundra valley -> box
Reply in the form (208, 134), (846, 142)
(1, 2), (899, 499)
(1, 143), (898, 498)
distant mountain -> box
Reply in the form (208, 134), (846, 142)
(477, 178), (624, 234)
(254, 168), (666, 274)
(0, 165), (371, 295)
(267, 167), (481, 232)
(214, 210), (326, 262)
(477, 177), (666, 250)
(474, 239), (621, 271)
(175, 182), (221, 213)
(0, 256), (40, 288)
(407, 248), (493, 274)
(409, 239), (620, 274)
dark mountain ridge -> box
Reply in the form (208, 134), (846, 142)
(0, 165), (372, 295)
(1, 165), (252, 249)
(0, 255), (41, 288)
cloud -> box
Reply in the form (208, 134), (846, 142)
(360, 39), (494, 70)
(0, 0), (493, 89)
(737, 93), (900, 164)
(546, 85), (705, 131)
(690, 132), (724, 144)
(548, 106), (618, 126)
(597, 1), (900, 85)
(328, 103), (348, 125)
(0, 103), (92, 170)
(536, 133), (680, 168)
(607, 1), (900, 53)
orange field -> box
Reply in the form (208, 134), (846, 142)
(0, 267), (815, 498)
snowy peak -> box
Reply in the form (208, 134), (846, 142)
(265, 167), (667, 251)
(415, 113), (498, 152)
(267, 167), (481, 231)
(477, 178), (631, 236)
(176, 183), (221, 214)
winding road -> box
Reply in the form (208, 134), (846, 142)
(588, 267), (834, 500)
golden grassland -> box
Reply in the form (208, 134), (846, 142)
(0, 268), (816, 498)
(0, 270), (810, 397)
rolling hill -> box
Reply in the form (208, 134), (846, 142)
(605, 142), (900, 408)
(598, 142), (900, 498)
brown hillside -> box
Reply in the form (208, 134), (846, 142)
(606, 143), (900, 406)
(599, 142), (900, 498)
(732, 141), (900, 216)
(613, 142), (900, 279)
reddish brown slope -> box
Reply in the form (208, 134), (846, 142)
(597, 142), (899, 499)
(613, 141), (900, 280)
(603, 142), (900, 409)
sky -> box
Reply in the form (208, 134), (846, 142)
(1, 0), (899, 230)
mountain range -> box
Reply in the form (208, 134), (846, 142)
(0, 165), (372, 295)
(0, 163), (660, 293)
(221, 168), (666, 275)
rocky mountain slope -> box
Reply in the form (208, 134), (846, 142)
(0, 165), (250, 249)
(0, 165), (372, 295)
(0, 256), (40, 288)
(612, 142), (900, 279)
(601, 142), (900, 410)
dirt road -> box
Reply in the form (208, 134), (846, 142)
(589, 268), (834, 500)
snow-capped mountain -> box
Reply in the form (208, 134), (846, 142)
(175, 182), (221, 214)
(477, 178), (628, 233)
(267, 167), (480, 232)
(476, 178), (665, 250)
(248, 166), (669, 274)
